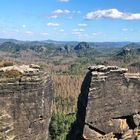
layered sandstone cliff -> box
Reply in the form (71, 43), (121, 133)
(0, 65), (53, 140)
(68, 65), (140, 140)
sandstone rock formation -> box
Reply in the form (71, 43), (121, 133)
(0, 64), (40, 74)
(67, 65), (140, 140)
(0, 65), (53, 140)
(74, 42), (91, 50)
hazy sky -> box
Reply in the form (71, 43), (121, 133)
(0, 0), (140, 41)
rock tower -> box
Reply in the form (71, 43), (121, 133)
(0, 65), (53, 140)
(68, 65), (140, 140)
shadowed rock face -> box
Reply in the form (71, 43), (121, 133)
(74, 42), (90, 50)
(67, 65), (140, 140)
(0, 67), (53, 140)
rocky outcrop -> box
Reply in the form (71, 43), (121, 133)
(0, 65), (53, 140)
(117, 48), (132, 56)
(74, 42), (91, 50)
(67, 65), (140, 140)
(117, 43), (140, 57)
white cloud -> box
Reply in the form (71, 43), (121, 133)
(22, 24), (26, 28)
(73, 28), (85, 32)
(78, 23), (87, 27)
(49, 15), (58, 19)
(72, 32), (81, 36)
(122, 28), (128, 32)
(25, 31), (33, 35)
(53, 9), (70, 15)
(92, 32), (103, 36)
(85, 9), (140, 20)
(59, 29), (64, 32)
(53, 9), (63, 14)
(72, 10), (81, 14)
(77, 11), (81, 14)
(72, 28), (85, 37)
(58, 0), (69, 2)
(41, 32), (49, 36)
(50, 9), (70, 19)
(122, 28), (134, 32)
(47, 23), (60, 27)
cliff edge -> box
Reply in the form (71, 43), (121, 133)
(0, 64), (53, 140)
(67, 65), (140, 140)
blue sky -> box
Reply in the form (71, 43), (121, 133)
(0, 0), (140, 41)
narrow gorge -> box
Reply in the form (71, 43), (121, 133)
(0, 64), (140, 140)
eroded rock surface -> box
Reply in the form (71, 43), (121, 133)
(0, 65), (53, 140)
(67, 65), (140, 140)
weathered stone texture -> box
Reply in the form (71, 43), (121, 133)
(0, 72), (53, 140)
(67, 65), (140, 140)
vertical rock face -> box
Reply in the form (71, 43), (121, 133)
(68, 65), (140, 140)
(0, 65), (53, 140)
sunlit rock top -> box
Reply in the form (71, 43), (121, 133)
(88, 65), (128, 73)
(0, 64), (40, 75)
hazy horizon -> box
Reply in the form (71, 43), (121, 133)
(0, 37), (138, 43)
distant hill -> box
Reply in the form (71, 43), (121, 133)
(0, 38), (139, 59)
(0, 42), (22, 52)
(117, 48), (132, 56)
(89, 42), (131, 48)
(0, 38), (133, 48)
(117, 43), (140, 56)
(123, 43), (140, 49)
(0, 38), (22, 44)
(74, 42), (91, 50)
(0, 41), (57, 54)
